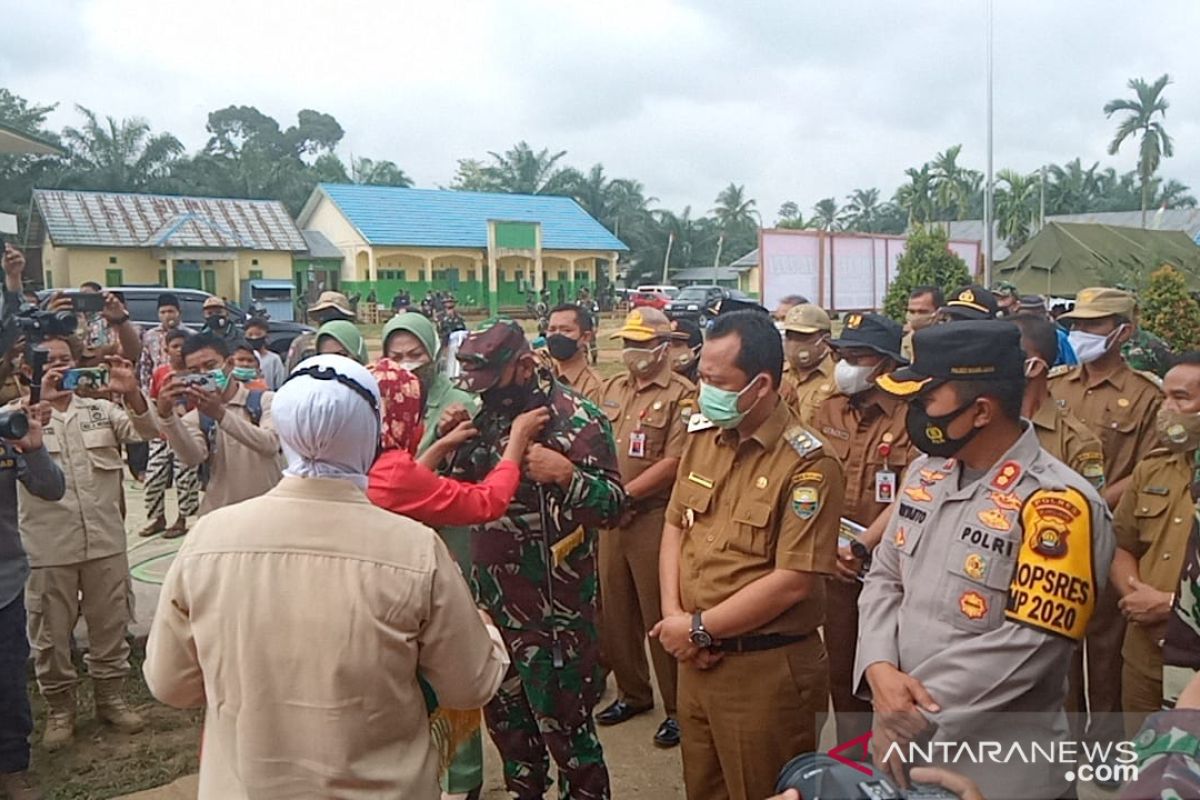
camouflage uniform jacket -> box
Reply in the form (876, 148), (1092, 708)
(454, 370), (625, 632)
(1123, 328), (1173, 379)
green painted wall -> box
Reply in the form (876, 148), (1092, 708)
(494, 221), (538, 250)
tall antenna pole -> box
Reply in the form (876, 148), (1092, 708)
(983, 0), (995, 284)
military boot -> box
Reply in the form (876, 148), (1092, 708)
(92, 678), (144, 734)
(41, 689), (75, 751)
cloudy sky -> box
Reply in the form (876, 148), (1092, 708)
(7, 0), (1200, 220)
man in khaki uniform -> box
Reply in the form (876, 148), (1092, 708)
(1010, 314), (1106, 489)
(899, 285), (942, 362)
(812, 312), (914, 744)
(1050, 287), (1162, 754)
(156, 332), (282, 515)
(545, 304), (603, 404)
(1110, 353), (1200, 731)
(779, 303), (835, 426)
(18, 336), (160, 749)
(858, 321), (1114, 800)
(653, 311), (842, 800)
(594, 308), (695, 748)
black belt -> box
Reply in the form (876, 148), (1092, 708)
(713, 632), (809, 653)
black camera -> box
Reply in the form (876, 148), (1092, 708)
(776, 754), (959, 800)
(0, 408), (29, 441)
(13, 304), (77, 340)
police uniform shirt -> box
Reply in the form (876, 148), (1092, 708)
(812, 390), (915, 525)
(854, 425), (1115, 799)
(667, 399), (843, 636)
(1113, 449), (1194, 681)
(19, 395), (159, 567)
(1049, 363), (1162, 485)
(598, 369), (694, 501)
(1030, 397), (1106, 491)
(784, 355), (836, 427)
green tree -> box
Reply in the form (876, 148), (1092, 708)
(882, 226), (972, 320)
(811, 197), (841, 231)
(481, 141), (572, 194)
(1105, 74), (1174, 228)
(710, 182), (757, 266)
(929, 144), (980, 220)
(351, 157), (412, 186)
(0, 89), (62, 221)
(895, 164), (936, 225)
(843, 188), (882, 232)
(994, 169), (1038, 249)
(59, 105), (183, 192)
(776, 200), (800, 224)
(1140, 264), (1200, 351)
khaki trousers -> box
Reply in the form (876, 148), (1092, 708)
(25, 552), (133, 696)
(599, 505), (678, 716)
(1067, 583), (1125, 744)
(824, 578), (873, 743)
(1121, 661), (1162, 737)
(678, 635), (827, 800)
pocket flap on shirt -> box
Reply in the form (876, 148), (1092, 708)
(675, 481), (713, 514)
(1133, 493), (1171, 519)
(731, 500), (772, 529)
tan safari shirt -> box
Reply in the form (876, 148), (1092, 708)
(1030, 397), (1106, 490)
(667, 398), (843, 637)
(784, 355), (836, 427)
(1114, 449), (1194, 680)
(555, 356), (604, 406)
(19, 395), (159, 567)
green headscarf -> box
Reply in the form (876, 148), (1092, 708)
(382, 312), (439, 360)
(316, 320), (368, 364)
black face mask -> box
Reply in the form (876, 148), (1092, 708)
(906, 398), (981, 458)
(246, 336), (267, 351)
(546, 334), (580, 361)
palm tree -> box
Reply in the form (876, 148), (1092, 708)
(351, 157), (413, 187)
(1155, 178), (1197, 209)
(483, 141), (571, 194)
(1104, 74), (1174, 227)
(995, 169), (1038, 249)
(844, 188), (882, 232)
(59, 105), (183, 192)
(710, 183), (757, 266)
(811, 198), (842, 231)
(895, 165), (936, 225)
(777, 201), (801, 224)
(1046, 158), (1100, 215)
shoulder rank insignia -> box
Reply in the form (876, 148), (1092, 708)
(1047, 364), (1071, 379)
(687, 413), (715, 433)
(785, 426), (821, 458)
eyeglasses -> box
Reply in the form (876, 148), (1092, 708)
(286, 364), (379, 415)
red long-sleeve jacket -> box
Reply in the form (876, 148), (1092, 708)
(366, 449), (519, 527)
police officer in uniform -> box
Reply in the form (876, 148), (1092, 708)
(1110, 352), (1200, 731)
(779, 304), (835, 426)
(1050, 287), (1162, 756)
(653, 310), (843, 800)
(856, 321), (1114, 800)
(593, 308), (695, 747)
(812, 312), (913, 745)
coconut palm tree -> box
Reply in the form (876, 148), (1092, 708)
(844, 188), (882, 232)
(811, 198), (842, 231)
(995, 169), (1038, 249)
(351, 157), (413, 187)
(59, 105), (183, 192)
(482, 141), (572, 194)
(1155, 178), (1197, 209)
(895, 165), (936, 225)
(710, 183), (757, 266)
(930, 145), (979, 220)
(1104, 74), (1174, 227)
(1046, 158), (1100, 215)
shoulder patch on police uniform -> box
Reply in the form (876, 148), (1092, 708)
(687, 413), (715, 432)
(796, 471), (825, 484)
(1047, 364), (1072, 379)
(1133, 369), (1164, 390)
(1006, 486), (1096, 641)
(785, 426), (822, 458)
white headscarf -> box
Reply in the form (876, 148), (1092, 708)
(273, 354), (381, 490)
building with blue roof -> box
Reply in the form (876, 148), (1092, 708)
(297, 184), (627, 312)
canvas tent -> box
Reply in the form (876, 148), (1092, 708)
(995, 222), (1200, 296)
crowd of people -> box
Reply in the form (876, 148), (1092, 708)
(1, 238), (1200, 800)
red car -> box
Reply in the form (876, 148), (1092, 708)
(630, 290), (670, 311)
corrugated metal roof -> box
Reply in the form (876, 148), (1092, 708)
(300, 229), (343, 259)
(31, 189), (306, 251)
(309, 184), (627, 251)
(730, 248), (758, 267)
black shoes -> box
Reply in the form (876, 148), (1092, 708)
(653, 717), (680, 748)
(595, 699), (652, 726)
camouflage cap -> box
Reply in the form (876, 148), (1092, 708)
(1059, 287), (1136, 321)
(456, 318), (531, 392)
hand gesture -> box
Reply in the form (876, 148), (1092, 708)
(438, 403), (471, 436)
(510, 407), (550, 447)
(156, 374), (189, 418)
(40, 365), (69, 403)
(440, 419), (480, 449)
(46, 292), (73, 315)
(1119, 577), (1173, 625)
(523, 443), (574, 487)
(2, 244), (25, 286)
(101, 292), (128, 324)
(104, 356), (138, 395)
(191, 382), (226, 420)
(865, 661), (939, 743)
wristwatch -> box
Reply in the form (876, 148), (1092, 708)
(689, 611), (713, 648)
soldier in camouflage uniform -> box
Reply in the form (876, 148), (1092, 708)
(450, 319), (626, 800)
(1123, 326), (1174, 379)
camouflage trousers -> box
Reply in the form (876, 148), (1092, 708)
(485, 626), (609, 800)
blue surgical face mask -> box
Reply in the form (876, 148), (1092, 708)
(698, 376), (761, 429)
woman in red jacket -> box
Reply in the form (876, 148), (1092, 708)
(366, 358), (547, 525)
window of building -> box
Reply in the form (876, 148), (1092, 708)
(158, 269), (167, 285)
(44, 271), (52, 289)
(108, 256), (118, 264)
(252, 258), (259, 266)
(249, 270), (263, 281)
(105, 269), (123, 287)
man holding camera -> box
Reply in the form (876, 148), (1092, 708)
(18, 333), (160, 751)
(156, 332), (282, 516)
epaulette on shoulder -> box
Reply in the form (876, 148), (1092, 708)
(1133, 369), (1164, 390)
(1047, 364), (1073, 379)
(785, 426), (822, 458)
(687, 413), (715, 433)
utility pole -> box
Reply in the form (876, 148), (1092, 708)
(983, 0), (995, 284)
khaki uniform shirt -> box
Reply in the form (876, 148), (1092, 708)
(1049, 363), (1162, 485)
(783, 355), (836, 427)
(667, 399), (843, 636)
(812, 391), (915, 525)
(555, 356), (604, 405)
(158, 384), (283, 515)
(855, 426), (1115, 800)
(143, 477), (510, 800)
(1113, 449), (1193, 680)
(19, 395), (159, 567)
(598, 368), (695, 504)
(1030, 398), (1106, 490)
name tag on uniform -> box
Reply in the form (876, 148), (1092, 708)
(628, 431), (646, 459)
(875, 469), (897, 504)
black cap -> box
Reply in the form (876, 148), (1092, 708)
(717, 296), (768, 316)
(941, 284), (998, 321)
(828, 312), (907, 364)
(876, 320), (1023, 397)
(157, 292), (180, 310)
